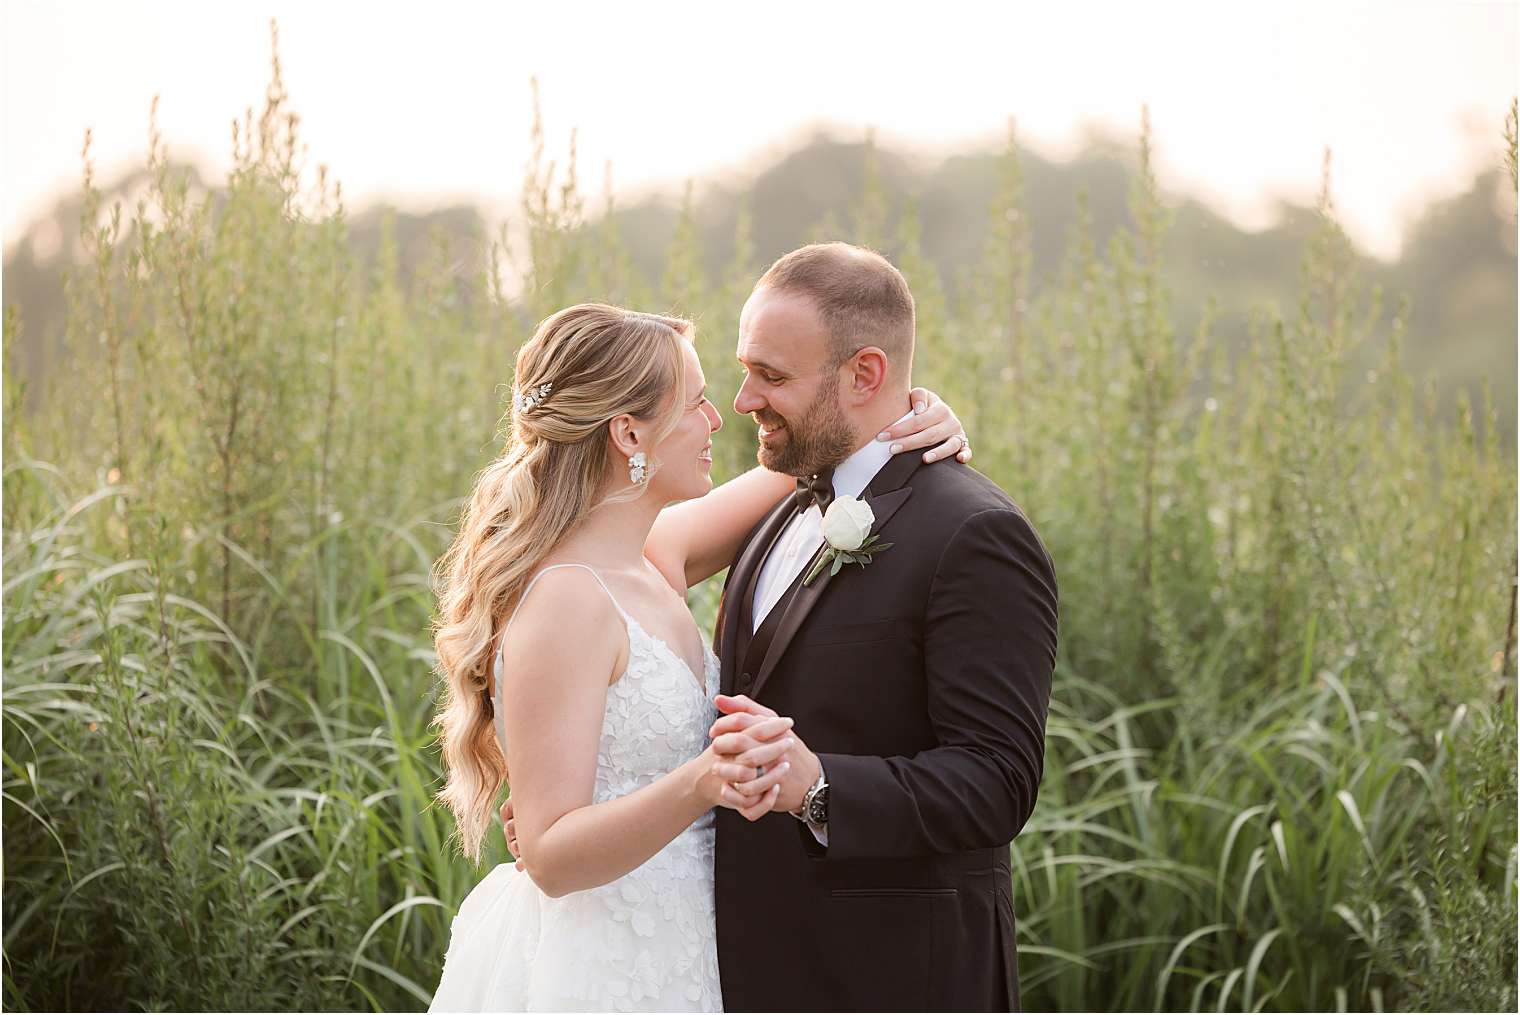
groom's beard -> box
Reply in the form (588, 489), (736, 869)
(754, 372), (855, 478)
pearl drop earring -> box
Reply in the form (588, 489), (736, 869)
(628, 451), (647, 484)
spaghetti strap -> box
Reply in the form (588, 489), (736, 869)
(491, 563), (629, 756)
(506, 563), (629, 633)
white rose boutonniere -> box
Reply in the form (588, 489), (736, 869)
(803, 495), (895, 586)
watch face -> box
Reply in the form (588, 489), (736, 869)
(807, 785), (829, 825)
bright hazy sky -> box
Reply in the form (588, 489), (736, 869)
(3, 0), (1516, 260)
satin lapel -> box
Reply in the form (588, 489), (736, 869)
(862, 444), (925, 500)
(717, 493), (797, 694)
(748, 483), (914, 699)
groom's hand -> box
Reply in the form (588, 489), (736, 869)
(710, 695), (820, 815)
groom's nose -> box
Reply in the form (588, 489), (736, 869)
(733, 375), (765, 416)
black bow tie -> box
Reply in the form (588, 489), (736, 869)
(794, 470), (836, 514)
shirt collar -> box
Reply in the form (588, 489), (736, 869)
(831, 407), (917, 501)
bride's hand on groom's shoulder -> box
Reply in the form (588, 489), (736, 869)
(888, 386), (973, 465)
(709, 695), (820, 817)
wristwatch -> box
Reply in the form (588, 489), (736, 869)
(791, 762), (829, 826)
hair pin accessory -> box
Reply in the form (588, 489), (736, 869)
(513, 383), (552, 414)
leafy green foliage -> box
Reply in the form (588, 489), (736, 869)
(3, 33), (1513, 1013)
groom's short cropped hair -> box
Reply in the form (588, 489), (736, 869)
(753, 242), (915, 378)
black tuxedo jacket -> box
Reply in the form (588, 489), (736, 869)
(711, 451), (1058, 1012)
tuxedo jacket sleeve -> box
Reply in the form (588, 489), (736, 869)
(817, 505), (1058, 859)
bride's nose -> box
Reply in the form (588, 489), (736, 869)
(704, 399), (723, 432)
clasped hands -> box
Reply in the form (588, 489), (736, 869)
(500, 694), (815, 868)
(703, 693), (820, 821)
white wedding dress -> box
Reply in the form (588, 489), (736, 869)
(429, 563), (725, 1012)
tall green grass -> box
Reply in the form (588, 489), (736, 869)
(4, 30), (1514, 1011)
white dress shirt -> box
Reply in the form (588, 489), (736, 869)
(747, 408), (916, 845)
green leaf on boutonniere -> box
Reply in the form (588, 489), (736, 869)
(801, 535), (897, 587)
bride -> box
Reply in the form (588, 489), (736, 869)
(426, 304), (968, 1011)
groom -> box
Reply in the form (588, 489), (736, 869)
(708, 242), (1059, 1012)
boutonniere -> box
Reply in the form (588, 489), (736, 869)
(802, 495), (895, 586)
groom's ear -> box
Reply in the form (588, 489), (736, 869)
(843, 346), (890, 404)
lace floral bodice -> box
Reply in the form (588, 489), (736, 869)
(474, 563), (723, 1011)
(596, 613), (720, 812)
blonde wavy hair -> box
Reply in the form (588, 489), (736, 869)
(431, 303), (694, 862)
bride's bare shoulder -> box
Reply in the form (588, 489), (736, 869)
(497, 565), (626, 685)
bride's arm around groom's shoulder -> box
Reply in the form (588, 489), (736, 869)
(645, 388), (968, 591)
(646, 465), (798, 590)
